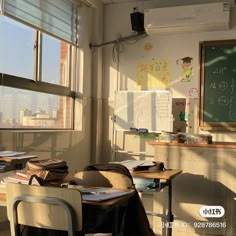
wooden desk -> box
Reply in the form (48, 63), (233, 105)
(148, 140), (236, 149)
(0, 191), (133, 208)
(131, 169), (182, 180)
(0, 185), (135, 207)
(131, 169), (182, 236)
(0, 170), (180, 236)
(0, 185), (145, 236)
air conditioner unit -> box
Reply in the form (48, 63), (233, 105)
(144, 2), (230, 35)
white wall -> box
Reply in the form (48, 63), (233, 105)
(101, 2), (236, 236)
(101, 0), (236, 163)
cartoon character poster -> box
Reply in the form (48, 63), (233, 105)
(176, 56), (193, 82)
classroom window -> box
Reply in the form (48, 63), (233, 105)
(0, 15), (76, 129)
(42, 34), (71, 86)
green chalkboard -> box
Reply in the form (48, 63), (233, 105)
(199, 40), (236, 130)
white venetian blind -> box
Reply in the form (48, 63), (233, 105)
(1, 0), (79, 45)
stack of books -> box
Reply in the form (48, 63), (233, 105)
(0, 151), (37, 173)
(25, 158), (69, 181)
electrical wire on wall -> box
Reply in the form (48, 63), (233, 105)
(111, 33), (148, 161)
(90, 32), (147, 90)
(89, 31), (147, 50)
(112, 33), (147, 61)
(111, 33), (147, 90)
(112, 39), (121, 162)
(90, 31), (148, 162)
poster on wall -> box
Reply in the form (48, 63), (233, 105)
(176, 56), (194, 82)
(136, 60), (170, 89)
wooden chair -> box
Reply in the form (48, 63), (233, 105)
(6, 183), (83, 236)
(73, 163), (135, 235)
(73, 163), (154, 236)
(73, 163), (134, 190)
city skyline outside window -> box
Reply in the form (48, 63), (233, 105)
(0, 15), (75, 129)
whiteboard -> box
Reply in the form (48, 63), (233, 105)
(114, 91), (173, 132)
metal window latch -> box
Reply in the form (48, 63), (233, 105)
(111, 115), (116, 122)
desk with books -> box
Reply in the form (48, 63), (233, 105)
(0, 184), (154, 236)
(0, 159), (181, 236)
(118, 159), (182, 236)
(131, 169), (182, 236)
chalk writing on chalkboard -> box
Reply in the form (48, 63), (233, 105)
(199, 40), (236, 130)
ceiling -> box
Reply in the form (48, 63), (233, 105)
(101, 0), (227, 6)
(102, 0), (149, 4)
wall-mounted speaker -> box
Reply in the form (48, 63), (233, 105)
(130, 12), (145, 33)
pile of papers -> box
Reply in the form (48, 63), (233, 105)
(119, 160), (156, 170)
(0, 172), (29, 185)
(119, 160), (164, 172)
(0, 151), (37, 160)
(68, 185), (133, 202)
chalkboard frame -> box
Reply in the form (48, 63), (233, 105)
(199, 39), (236, 131)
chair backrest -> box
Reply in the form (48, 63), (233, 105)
(84, 163), (133, 180)
(6, 183), (82, 236)
(73, 163), (134, 190)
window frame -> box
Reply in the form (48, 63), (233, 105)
(0, 16), (79, 130)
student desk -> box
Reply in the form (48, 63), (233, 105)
(131, 169), (182, 236)
(0, 170), (181, 236)
(0, 185), (153, 236)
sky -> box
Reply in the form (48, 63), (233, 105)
(0, 15), (61, 121)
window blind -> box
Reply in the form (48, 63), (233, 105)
(1, 0), (79, 45)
